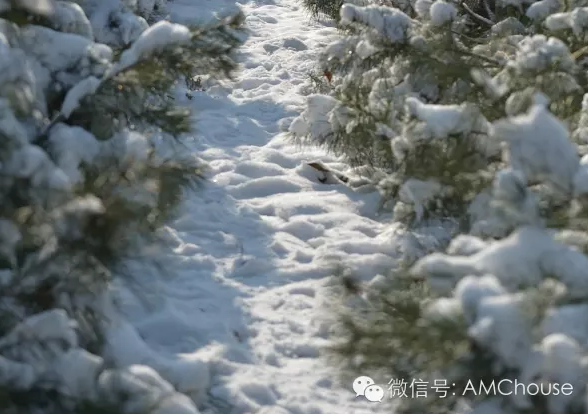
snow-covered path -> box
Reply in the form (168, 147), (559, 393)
(115, 1), (400, 413)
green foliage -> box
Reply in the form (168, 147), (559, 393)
(52, 13), (245, 140)
(298, 1), (588, 413)
(292, 0), (588, 231)
(301, 0), (344, 20)
(0, 2), (246, 412)
(72, 150), (205, 265)
(308, 69), (334, 94)
(0, 389), (126, 414)
(328, 265), (470, 383)
(0, 6), (244, 312)
(328, 266), (574, 414)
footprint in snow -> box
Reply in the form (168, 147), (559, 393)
(283, 37), (307, 51)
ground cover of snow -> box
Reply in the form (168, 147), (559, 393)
(110, 0), (403, 412)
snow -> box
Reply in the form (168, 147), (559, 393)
(412, 226), (588, 297)
(49, 1), (94, 39)
(542, 304), (588, 345)
(490, 167), (540, 226)
(81, 0), (149, 47)
(0, 99), (30, 146)
(405, 97), (488, 140)
(23, 0), (588, 411)
(397, 178), (444, 222)
(289, 94), (339, 140)
(491, 100), (580, 196)
(446, 234), (488, 256)
(60, 76), (101, 118)
(526, 0), (561, 21)
(508, 35), (574, 73)
(108, 0), (397, 412)
(415, 0), (433, 19)
(116, 21), (192, 73)
(18, 24), (113, 88)
(455, 274), (506, 324)
(5, 144), (53, 179)
(48, 123), (101, 184)
(468, 293), (532, 369)
(537, 334), (588, 413)
(429, 0), (458, 25)
(340, 4), (413, 43)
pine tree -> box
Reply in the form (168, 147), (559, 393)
(0, 1), (245, 413)
(292, 0), (588, 232)
(293, 0), (588, 413)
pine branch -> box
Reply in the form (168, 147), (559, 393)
(460, 0), (494, 26)
(40, 12), (245, 141)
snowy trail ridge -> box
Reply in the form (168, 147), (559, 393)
(114, 1), (399, 413)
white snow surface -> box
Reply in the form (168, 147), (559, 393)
(111, 0), (397, 413)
